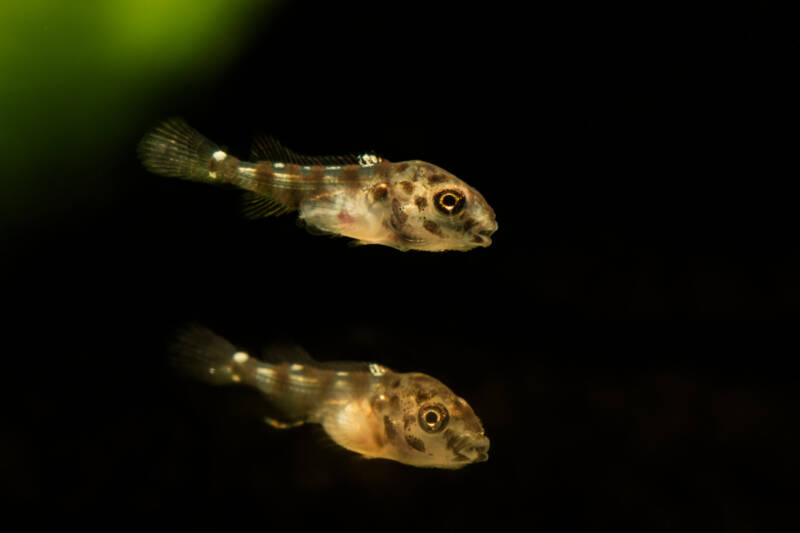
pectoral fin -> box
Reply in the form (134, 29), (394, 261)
(264, 417), (305, 429)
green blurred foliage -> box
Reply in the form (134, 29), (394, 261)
(0, 0), (277, 233)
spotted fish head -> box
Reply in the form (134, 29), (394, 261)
(373, 372), (489, 468)
(383, 161), (497, 252)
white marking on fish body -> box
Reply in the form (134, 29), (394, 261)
(238, 166), (256, 178)
(369, 363), (386, 376)
(336, 371), (349, 377)
(257, 367), (276, 377)
(358, 154), (380, 166)
(233, 351), (249, 363)
(290, 363), (304, 372)
(212, 150), (227, 162)
(289, 374), (318, 386)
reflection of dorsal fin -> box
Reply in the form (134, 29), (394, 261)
(240, 191), (294, 219)
(251, 136), (382, 166)
(260, 342), (379, 374)
(260, 342), (317, 364)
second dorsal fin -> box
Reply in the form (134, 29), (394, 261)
(260, 342), (318, 364)
(250, 135), (381, 166)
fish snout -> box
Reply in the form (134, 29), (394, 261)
(470, 220), (498, 248)
(466, 435), (490, 463)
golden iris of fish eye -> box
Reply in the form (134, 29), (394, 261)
(440, 193), (458, 208)
(418, 404), (449, 433)
(434, 190), (465, 215)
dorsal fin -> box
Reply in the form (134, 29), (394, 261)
(240, 191), (294, 219)
(250, 135), (382, 166)
(259, 342), (376, 373)
(260, 342), (318, 364)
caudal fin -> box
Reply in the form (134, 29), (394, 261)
(138, 118), (221, 182)
(170, 325), (246, 385)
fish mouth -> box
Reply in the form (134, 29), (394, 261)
(469, 225), (497, 248)
(449, 433), (491, 463)
(467, 445), (489, 463)
(468, 438), (490, 463)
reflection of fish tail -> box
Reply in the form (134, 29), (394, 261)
(170, 325), (253, 386)
(138, 118), (239, 184)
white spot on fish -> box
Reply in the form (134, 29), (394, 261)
(212, 150), (227, 162)
(208, 171), (217, 179)
(233, 351), (249, 364)
(290, 363), (304, 372)
(369, 363), (386, 377)
(336, 371), (349, 377)
(231, 374), (241, 383)
(273, 162), (285, 169)
(358, 154), (381, 166)
(257, 367), (276, 377)
(290, 374), (318, 385)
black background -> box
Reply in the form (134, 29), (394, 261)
(4, 1), (796, 531)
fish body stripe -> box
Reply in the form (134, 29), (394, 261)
(252, 361), (388, 422)
(238, 162), (377, 209)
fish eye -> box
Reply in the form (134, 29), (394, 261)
(433, 189), (465, 215)
(418, 403), (449, 433)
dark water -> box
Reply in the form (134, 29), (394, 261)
(3, 2), (795, 531)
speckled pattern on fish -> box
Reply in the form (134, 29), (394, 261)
(171, 326), (489, 468)
(138, 118), (497, 251)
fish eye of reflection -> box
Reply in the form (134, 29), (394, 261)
(419, 403), (449, 433)
(172, 326), (489, 468)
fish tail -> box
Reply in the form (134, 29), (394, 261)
(138, 118), (229, 183)
(170, 325), (252, 386)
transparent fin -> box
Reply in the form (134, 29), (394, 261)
(295, 218), (334, 237)
(264, 417), (305, 429)
(240, 191), (294, 219)
(138, 118), (219, 181)
(260, 342), (317, 365)
(251, 135), (381, 166)
(170, 324), (241, 385)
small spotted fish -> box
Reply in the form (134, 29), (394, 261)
(172, 326), (489, 469)
(138, 119), (497, 251)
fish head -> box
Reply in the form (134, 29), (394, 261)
(384, 161), (497, 251)
(373, 372), (490, 468)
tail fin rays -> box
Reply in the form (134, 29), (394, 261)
(138, 118), (219, 182)
(170, 325), (242, 385)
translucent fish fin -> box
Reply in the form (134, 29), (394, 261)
(348, 240), (373, 247)
(251, 135), (382, 166)
(295, 218), (335, 237)
(260, 342), (317, 365)
(170, 324), (242, 385)
(138, 118), (220, 181)
(264, 417), (305, 429)
(240, 192), (294, 219)
(313, 361), (373, 373)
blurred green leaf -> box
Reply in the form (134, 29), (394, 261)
(0, 0), (277, 232)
